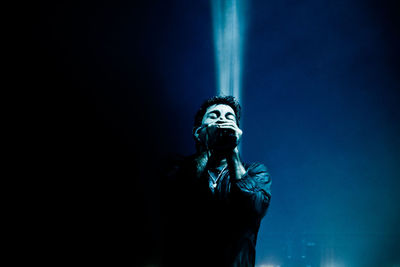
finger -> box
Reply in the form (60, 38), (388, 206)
(218, 124), (242, 132)
(207, 123), (220, 128)
(217, 124), (236, 129)
(219, 128), (243, 137)
(217, 121), (240, 128)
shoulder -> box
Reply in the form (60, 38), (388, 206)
(242, 162), (272, 187)
(244, 162), (270, 176)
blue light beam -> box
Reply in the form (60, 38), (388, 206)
(212, 0), (246, 103)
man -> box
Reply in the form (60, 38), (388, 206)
(162, 96), (271, 267)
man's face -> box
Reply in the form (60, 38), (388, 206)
(201, 104), (237, 127)
(195, 104), (242, 151)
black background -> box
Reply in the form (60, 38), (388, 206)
(21, 0), (400, 265)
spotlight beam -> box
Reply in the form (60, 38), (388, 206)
(212, 0), (246, 103)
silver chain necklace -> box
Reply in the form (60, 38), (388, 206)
(208, 165), (228, 189)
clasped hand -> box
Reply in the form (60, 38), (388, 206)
(197, 121), (242, 152)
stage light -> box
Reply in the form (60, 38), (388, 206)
(211, 0), (246, 103)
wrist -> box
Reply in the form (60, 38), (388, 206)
(227, 147), (240, 162)
(226, 149), (246, 181)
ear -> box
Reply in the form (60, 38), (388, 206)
(193, 126), (202, 142)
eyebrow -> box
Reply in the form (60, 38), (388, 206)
(208, 110), (220, 116)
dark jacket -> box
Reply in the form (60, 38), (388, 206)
(162, 154), (271, 267)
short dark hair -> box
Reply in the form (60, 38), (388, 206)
(193, 95), (241, 131)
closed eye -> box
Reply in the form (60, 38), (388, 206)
(208, 110), (220, 119)
(226, 113), (236, 120)
(208, 113), (218, 119)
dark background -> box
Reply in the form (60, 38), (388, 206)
(25, 0), (399, 266)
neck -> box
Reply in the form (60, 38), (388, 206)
(209, 156), (227, 170)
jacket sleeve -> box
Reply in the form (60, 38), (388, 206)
(230, 163), (271, 218)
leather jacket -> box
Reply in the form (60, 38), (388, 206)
(162, 154), (271, 267)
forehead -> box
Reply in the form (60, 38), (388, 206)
(205, 104), (235, 115)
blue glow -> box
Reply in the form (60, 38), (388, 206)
(211, 0), (246, 102)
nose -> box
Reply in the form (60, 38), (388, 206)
(216, 118), (227, 124)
